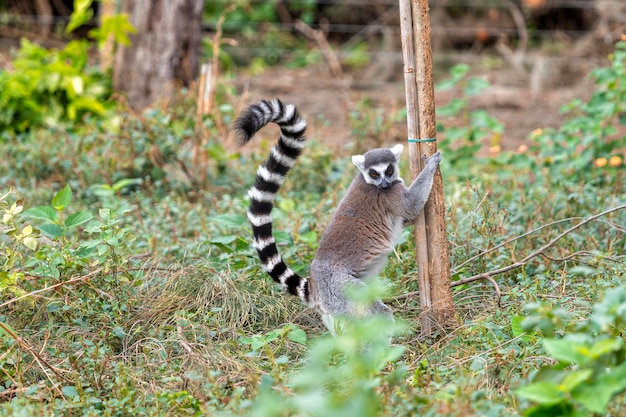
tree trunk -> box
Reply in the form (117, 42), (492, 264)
(113, 0), (204, 110)
(99, 0), (116, 72)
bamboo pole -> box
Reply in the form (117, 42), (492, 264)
(412, 0), (457, 328)
(398, 0), (457, 334)
(398, 0), (432, 336)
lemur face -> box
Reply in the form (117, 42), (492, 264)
(352, 144), (403, 189)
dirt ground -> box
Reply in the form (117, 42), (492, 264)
(233, 54), (602, 155)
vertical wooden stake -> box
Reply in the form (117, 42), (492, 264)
(399, 0), (458, 334)
(412, 0), (457, 328)
(398, 0), (432, 336)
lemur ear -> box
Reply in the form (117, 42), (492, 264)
(352, 154), (365, 170)
(391, 144), (404, 160)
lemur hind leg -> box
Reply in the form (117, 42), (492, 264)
(312, 269), (394, 333)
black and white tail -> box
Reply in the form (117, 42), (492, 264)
(232, 98), (309, 303)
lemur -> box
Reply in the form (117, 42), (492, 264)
(233, 98), (442, 331)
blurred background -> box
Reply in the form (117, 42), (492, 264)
(1, 0), (624, 150)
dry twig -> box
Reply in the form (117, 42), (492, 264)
(452, 203), (626, 288)
(0, 321), (71, 395)
(0, 268), (104, 309)
(396, 203), (626, 302)
(294, 19), (343, 79)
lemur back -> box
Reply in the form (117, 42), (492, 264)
(233, 98), (442, 331)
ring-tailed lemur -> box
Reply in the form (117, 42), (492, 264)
(233, 98), (442, 331)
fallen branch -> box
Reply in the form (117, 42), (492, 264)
(0, 268), (103, 309)
(394, 203), (626, 302)
(0, 265), (182, 310)
(452, 216), (587, 275)
(451, 203), (626, 288)
(540, 250), (622, 263)
(0, 321), (70, 395)
(294, 19), (343, 79)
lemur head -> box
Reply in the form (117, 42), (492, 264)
(352, 144), (403, 190)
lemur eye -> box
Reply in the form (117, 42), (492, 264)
(385, 165), (394, 176)
(369, 169), (379, 179)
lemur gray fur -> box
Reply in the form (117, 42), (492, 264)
(232, 98), (442, 331)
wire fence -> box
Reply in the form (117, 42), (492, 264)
(0, 0), (622, 68)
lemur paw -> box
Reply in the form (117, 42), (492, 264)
(423, 151), (442, 164)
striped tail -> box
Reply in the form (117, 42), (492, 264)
(232, 98), (309, 303)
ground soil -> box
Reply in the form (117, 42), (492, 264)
(233, 53), (602, 156)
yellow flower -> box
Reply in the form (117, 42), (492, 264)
(621, 34), (626, 42)
(489, 145), (501, 154)
(530, 128), (543, 140)
(595, 157), (608, 168)
(609, 155), (622, 167)
(518, 144), (528, 153)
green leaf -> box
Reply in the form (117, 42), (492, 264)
(287, 326), (307, 345)
(561, 369), (593, 392)
(511, 315), (529, 340)
(209, 237), (236, 253)
(211, 214), (247, 228)
(66, 0), (94, 34)
(571, 362), (626, 413)
(61, 385), (78, 398)
(210, 235), (236, 245)
(298, 231), (317, 244)
(588, 337), (623, 359)
(64, 211), (93, 229)
(51, 185), (72, 211)
(516, 381), (566, 405)
(66, 9), (93, 34)
(71, 96), (107, 117)
(112, 326), (126, 339)
(569, 265), (596, 276)
(278, 198), (296, 212)
(532, 367), (567, 385)
(22, 236), (37, 251)
(111, 178), (142, 192)
(542, 338), (588, 365)
(25, 206), (58, 222)
(450, 63), (470, 81)
(39, 223), (63, 240)
(0, 321), (16, 339)
(465, 77), (490, 96)
(572, 381), (613, 413)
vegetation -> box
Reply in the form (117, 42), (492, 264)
(0, 4), (626, 414)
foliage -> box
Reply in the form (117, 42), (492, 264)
(348, 98), (407, 151)
(0, 0), (136, 135)
(204, 0), (318, 68)
(0, 38), (110, 134)
(238, 314), (405, 417)
(204, 0), (316, 31)
(435, 63), (505, 176)
(526, 38), (626, 183)
(517, 289), (626, 415)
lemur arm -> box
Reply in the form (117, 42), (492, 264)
(400, 151), (442, 223)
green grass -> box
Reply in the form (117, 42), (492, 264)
(1, 42), (626, 416)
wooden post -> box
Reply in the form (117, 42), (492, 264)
(413, 0), (457, 328)
(399, 0), (457, 334)
(398, 0), (432, 336)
